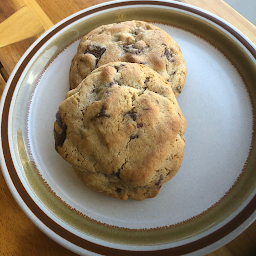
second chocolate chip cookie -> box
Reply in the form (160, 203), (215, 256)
(69, 20), (186, 97)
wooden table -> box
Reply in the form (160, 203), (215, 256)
(0, 0), (255, 255)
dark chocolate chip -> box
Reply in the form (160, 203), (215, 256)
(108, 81), (115, 87)
(54, 128), (67, 149)
(176, 86), (182, 94)
(122, 44), (143, 55)
(54, 112), (67, 149)
(164, 47), (173, 61)
(116, 159), (128, 178)
(125, 110), (138, 121)
(55, 112), (64, 129)
(144, 77), (150, 84)
(91, 106), (110, 120)
(155, 175), (163, 186)
(92, 87), (101, 94)
(115, 188), (122, 194)
(130, 134), (139, 140)
(97, 106), (110, 118)
(107, 79), (117, 87)
(84, 46), (106, 66)
(111, 170), (116, 176)
(133, 29), (140, 36)
(124, 108), (138, 121)
(137, 123), (143, 128)
(115, 169), (121, 178)
(113, 64), (125, 72)
(84, 45), (106, 59)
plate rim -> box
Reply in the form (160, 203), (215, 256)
(1, 0), (256, 255)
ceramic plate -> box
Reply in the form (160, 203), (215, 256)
(1, 0), (256, 255)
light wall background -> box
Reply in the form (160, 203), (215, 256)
(224, 0), (256, 26)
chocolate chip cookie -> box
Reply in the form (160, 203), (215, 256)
(55, 62), (186, 200)
(69, 20), (186, 97)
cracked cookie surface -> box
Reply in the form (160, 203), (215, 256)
(55, 62), (186, 200)
(69, 20), (186, 97)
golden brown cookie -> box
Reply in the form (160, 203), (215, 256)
(69, 20), (186, 97)
(55, 62), (186, 200)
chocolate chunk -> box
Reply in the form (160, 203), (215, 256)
(130, 113), (137, 121)
(164, 47), (173, 61)
(155, 175), (163, 186)
(116, 159), (128, 178)
(92, 106), (110, 120)
(122, 44), (143, 55)
(115, 188), (122, 194)
(54, 129), (67, 149)
(133, 29), (140, 36)
(54, 112), (67, 149)
(113, 64), (125, 72)
(85, 45), (106, 59)
(56, 112), (65, 129)
(107, 79), (118, 87)
(144, 77), (150, 84)
(125, 110), (138, 121)
(130, 134), (139, 140)
(176, 86), (182, 94)
(111, 170), (121, 179)
(116, 169), (121, 178)
(108, 81), (115, 87)
(84, 45), (106, 65)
